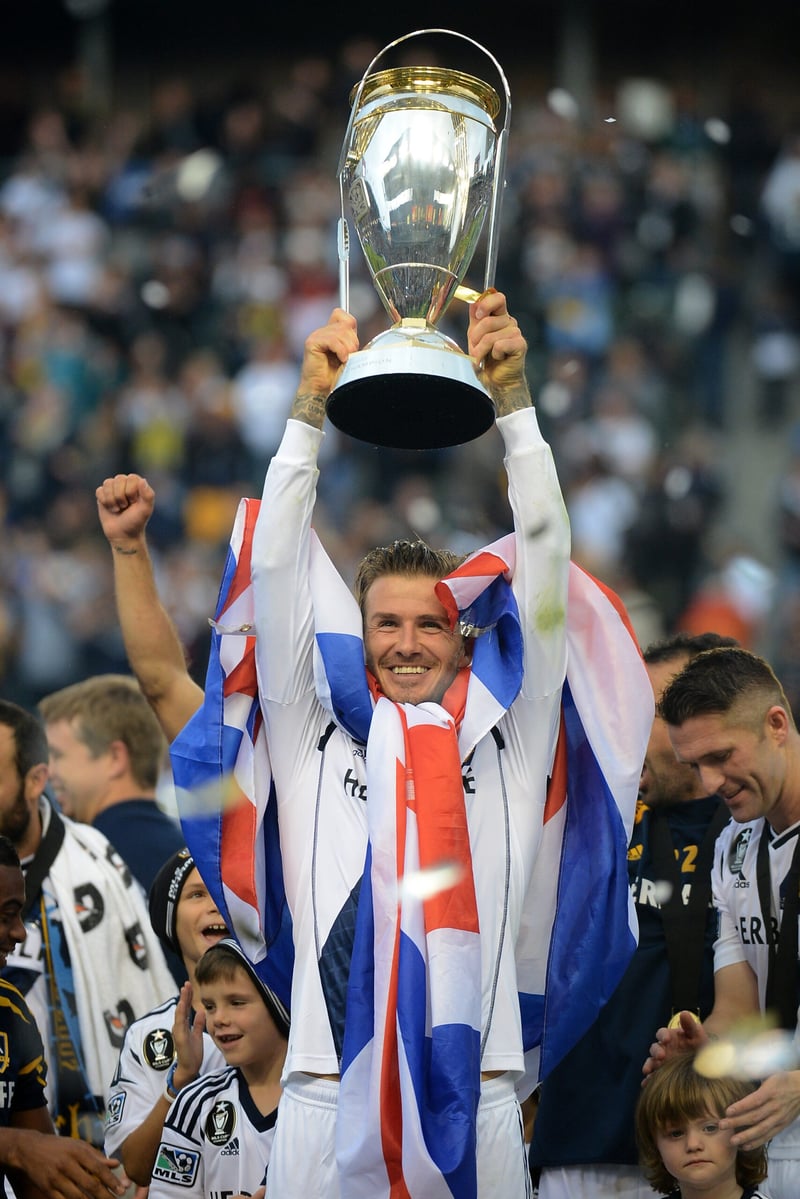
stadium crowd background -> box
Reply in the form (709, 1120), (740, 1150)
(4, 7), (800, 715)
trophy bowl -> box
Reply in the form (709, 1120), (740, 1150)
(327, 35), (511, 450)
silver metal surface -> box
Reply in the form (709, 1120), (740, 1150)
(328, 31), (511, 448)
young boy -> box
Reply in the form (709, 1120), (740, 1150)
(105, 849), (229, 1184)
(636, 1052), (770, 1199)
(149, 938), (289, 1199)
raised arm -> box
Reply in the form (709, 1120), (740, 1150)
(96, 474), (204, 742)
(468, 290), (571, 695)
(251, 309), (359, 706)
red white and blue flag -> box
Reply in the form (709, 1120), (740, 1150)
(334, 698), (483, 1199)
(170, 498), (293, 1009)
(516, 561), (650, 1085)
(170, 509), (652, 1199)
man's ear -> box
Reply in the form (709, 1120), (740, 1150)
(460, 636), (475, 666)
(24, 763), (49, 802)
(767, 704), (791, 744)
(107, 738), (131, 779)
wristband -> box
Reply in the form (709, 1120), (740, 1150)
(165, 1059), (179, 1101)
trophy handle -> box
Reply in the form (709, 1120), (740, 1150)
(336, 28), (512, 312)
(336, 215), (350, 313)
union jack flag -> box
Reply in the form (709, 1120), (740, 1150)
(170, 498), (293, 1009)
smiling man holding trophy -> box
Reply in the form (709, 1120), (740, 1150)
(170, 28), (652, 1199)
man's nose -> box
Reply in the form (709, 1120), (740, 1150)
(395, 623), (421, 654)
(698, 763), (724, 794)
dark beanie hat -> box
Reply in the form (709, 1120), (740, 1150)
(148, 848), (197, 956)
(210, 937), (290, 1040)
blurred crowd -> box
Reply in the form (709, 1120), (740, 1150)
(2, 35), (800, 712)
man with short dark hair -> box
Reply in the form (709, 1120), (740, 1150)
(644, 646), (800, 1199)
(530, 632), (736, 1199)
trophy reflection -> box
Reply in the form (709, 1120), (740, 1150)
(326, 30), (512, 450)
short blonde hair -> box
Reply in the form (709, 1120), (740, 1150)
(39, 674), (166, 790)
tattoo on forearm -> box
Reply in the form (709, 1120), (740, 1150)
(290, 391), (328, 428)
(493, 384), (532, 417)
(112, 545), (139, 556)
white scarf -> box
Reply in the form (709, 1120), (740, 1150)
(6, 799), (175, 1135)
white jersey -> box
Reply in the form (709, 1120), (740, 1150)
(252, 410), (571, 1080)
(104, 996), (227, 1159)
(712, 816), (800, 1161)
(149, 1067), (277, 1199)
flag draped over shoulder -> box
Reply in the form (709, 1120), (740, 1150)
(169, 498), (293, 1009)
(171, 505), (652, 1199)
(514, 561), (651, 1089)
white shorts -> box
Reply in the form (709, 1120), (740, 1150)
(269, 1072), (532, 1198)
(535, 1164), (654, 1199)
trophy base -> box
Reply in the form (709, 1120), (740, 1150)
(326, 338), (495, 450)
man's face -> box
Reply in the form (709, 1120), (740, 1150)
(363, 574), (471, 706)
(0, 725), (34, 846)
(639, 657), (701, 807)
(668, 707), (787, 828)
(0, 863), (27, 968)
(45, 718), (107, 822)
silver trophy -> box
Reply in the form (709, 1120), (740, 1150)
(326, 30), (511, 450)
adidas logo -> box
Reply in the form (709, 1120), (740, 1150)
(220, 1137), (240, 1157)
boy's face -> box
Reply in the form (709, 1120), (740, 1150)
(656, 1113), (738, 1192)
(199, 966), (280, 1069)
(174, 868), (227, 966)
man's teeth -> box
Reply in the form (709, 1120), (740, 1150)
(391, 666), (427, 674)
